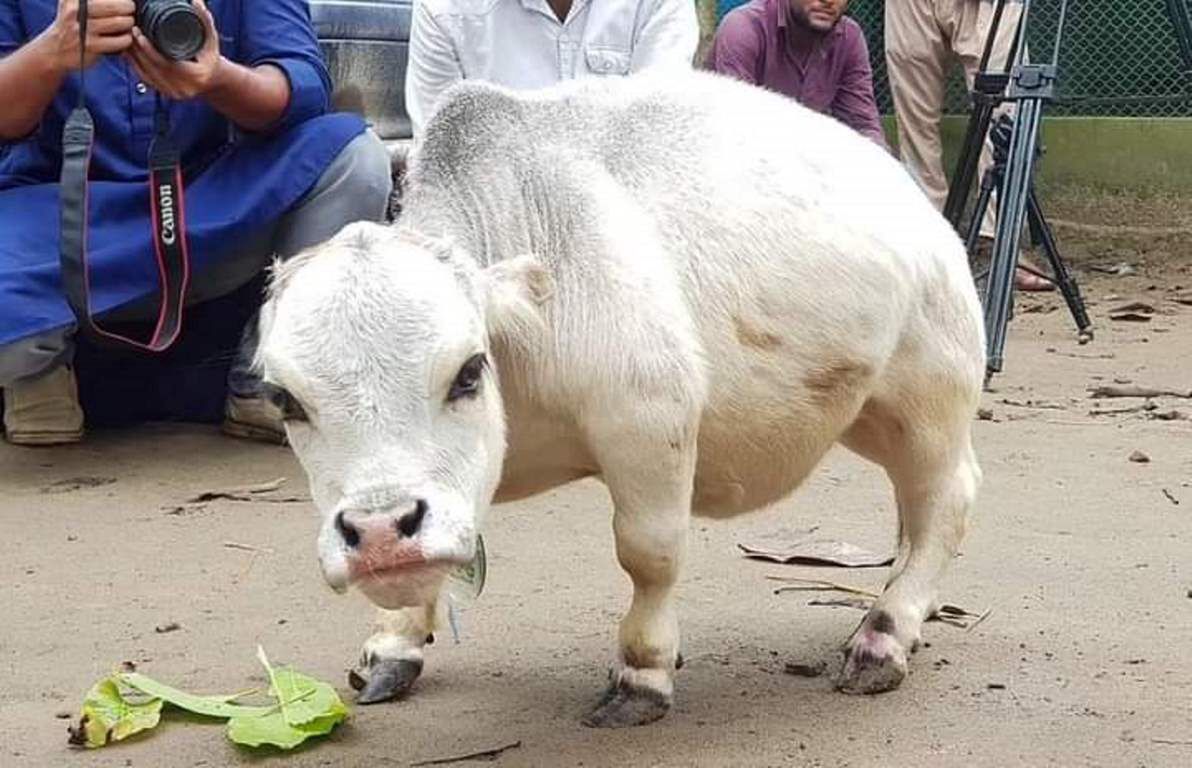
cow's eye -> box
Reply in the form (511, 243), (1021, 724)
(263, 383), (309, 422)
(448, 353), (487, 402)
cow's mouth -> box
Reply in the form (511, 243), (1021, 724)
(349, 558), (459, 609)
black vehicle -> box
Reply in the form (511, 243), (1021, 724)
(310, 0), (413, 142)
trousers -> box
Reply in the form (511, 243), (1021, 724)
(885, 0), (1022, 237)
(0, 130), (392, 388)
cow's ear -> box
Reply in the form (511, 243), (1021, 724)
(482, 254), (552, 338)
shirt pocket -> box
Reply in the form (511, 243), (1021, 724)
(584, 46), (631, 76)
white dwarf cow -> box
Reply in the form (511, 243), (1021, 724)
(256, 71), (985, 728)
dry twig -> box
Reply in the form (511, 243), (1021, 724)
(768, 576), (879, 598)
(409, 741), (523, 766)
(1088, 385), (1192, 400)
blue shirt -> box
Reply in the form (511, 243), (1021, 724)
(0, 0), (366, 347)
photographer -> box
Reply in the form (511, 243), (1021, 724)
(0, 0), (392, 445)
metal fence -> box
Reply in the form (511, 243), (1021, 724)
(715, 0), (1192, 117)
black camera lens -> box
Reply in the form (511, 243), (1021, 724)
(137, 0), (206, 61)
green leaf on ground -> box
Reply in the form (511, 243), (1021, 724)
(224, 646), (348, 748)
(256, 646), (347, 727)
(70, 650), (348, 751)
(119, 672), (272, 719)
(68, 678), (163, 748)
(226, 711), (344, 749)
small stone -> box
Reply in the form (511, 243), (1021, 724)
(1128, 450), (1150, 463)
(153, 622), (181, 634)
(976, 407), (994, 421)
(277, 618), (288, 625)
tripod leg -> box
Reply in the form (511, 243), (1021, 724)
(984, 97), (1045, 377)
(1026, 188), (1093, 342)
(965, 172), (997, 257)
(944, 102), (997, 230)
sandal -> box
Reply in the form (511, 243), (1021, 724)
(1014, 265), (1055, 292)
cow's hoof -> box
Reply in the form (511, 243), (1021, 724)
(836, 625), (908, 695)
(349, 658), (423, 704)
(582, 679), (671, 728)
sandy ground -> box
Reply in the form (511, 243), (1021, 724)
(2, 248), (1191, 767)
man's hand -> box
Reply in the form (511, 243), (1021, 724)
(41, 0), (136, 73)
(126, 0), (225, 100)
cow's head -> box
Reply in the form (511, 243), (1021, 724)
(256, 222), (550, 609)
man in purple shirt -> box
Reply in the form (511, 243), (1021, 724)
(706, 0), (887, 149)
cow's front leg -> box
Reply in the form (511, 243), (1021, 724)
(582, 418), (696, 728)
(349, 603), (436, 704)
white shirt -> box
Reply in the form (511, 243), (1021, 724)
(406, 0), (699, 136)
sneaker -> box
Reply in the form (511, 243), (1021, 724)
(222, 393), (287, 445)
(3, 365), (85, 446)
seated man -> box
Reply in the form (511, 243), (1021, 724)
(706, 0), (888, 149)
(405, 0), (699, 137)
(0, 0), (392, 445)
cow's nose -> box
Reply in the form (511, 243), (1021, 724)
(335, 500), (428, 548)
(397, 499), (428, 538)
(335, 510), (361, 548)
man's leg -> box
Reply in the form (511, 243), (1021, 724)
(953, 1), (1052, 290)
(1, 327), (83, 445)
(885, 0), (950, 207)
(953, 0), (1023, 238)
(223, 131), (393, 441)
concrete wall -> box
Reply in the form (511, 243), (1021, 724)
(883, 116), (1192, 193)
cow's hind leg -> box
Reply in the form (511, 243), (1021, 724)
(581, 408), (696, 728)
(838, 389), (981, 694)
(349, 604), (435, 704)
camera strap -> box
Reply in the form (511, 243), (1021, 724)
(59, 0), (190, 352)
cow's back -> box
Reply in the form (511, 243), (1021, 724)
(405, 73), (985, 516)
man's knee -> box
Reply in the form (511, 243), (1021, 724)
(332, 131), (394, 216)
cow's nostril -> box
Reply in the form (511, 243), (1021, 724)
(397, 499), (428, 538)
(336, 511), (360, 548)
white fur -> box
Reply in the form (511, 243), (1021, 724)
(258, 71), (985, 717)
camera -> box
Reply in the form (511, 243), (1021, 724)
(136, 0), (206, 61)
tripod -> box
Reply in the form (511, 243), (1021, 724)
(963, 115), (1091, 353)
(943, 0), (1091, 380)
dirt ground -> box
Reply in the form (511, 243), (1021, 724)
(2, 202), (1191, 767)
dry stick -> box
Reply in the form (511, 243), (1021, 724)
(1052, 351), (1115, 360)
(964, 608), (994, 633)
(187, 477), (287, 503)
(767, 576), (880, 599)
(1088, 404), (1152, 417)
(223, 541), (269, 553)
(1088, 385), (1192, 399)
(409, 741), (523, 767)
(1039, 419), (1113, 427)
(1151, 738), (1192, 746)
(1163, 489), (1180, 506)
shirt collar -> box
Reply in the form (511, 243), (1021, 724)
(520, 0), (590, 26)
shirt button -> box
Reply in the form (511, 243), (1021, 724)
(135, 82), (148, 95)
